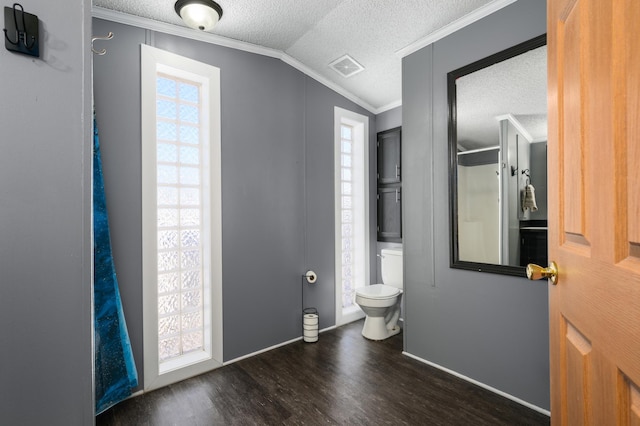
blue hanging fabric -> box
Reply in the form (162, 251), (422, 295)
(93, 113), (138, 415)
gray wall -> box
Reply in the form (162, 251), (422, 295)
(92, 18), (375, 388)
(402, 0), (550, 410)
(376, 106), (402, 133)
(0, 1), (94, 424)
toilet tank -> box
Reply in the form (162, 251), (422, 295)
(380, 248), (403, 289)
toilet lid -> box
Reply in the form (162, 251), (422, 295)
(356, 284), (401, 299)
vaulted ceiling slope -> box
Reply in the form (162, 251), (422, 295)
(93, 0), (513, 113)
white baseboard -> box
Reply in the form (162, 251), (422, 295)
(402, 351), (551, 417)
(223, 325), (338, 366)
(129, 389), (144, 398)
(124, 325), (340, 402)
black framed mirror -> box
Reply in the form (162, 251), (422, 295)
(448, 34), (547, 277)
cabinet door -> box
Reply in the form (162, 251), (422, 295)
(377, 127), (401, 184)
(377, 186), (402, 242)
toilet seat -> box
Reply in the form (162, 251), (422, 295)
(356, 284), (401, 300)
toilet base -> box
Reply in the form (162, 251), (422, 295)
(361, 316), (401, 341)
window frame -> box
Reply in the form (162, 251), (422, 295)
(334, 107), (370, 327)
(140, 44), (223, 391)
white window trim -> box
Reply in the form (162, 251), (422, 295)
(141, 44), (223, 391)
(334, 106), (369, 327)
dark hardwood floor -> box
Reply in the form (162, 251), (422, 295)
(97, 320), (550, 425)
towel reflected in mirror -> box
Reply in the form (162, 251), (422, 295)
(522, 184), (538, 212)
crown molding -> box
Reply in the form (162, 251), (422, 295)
(92, 6), (380, 114)
(92, 6), (283, 59)
(375, 99), (402, 115)
(395, 0), (518, 58)
(495, 113), (534, 143)
(279, 55), (377, 113)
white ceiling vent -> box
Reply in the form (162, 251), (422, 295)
(329, 54), (365, 78)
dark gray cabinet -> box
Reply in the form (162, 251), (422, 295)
(377, 127), (401, 184)
(377, 127), (402, 242)
(377, 186), (402, 242)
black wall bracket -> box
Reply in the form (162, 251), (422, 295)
(4, 3), (39, 58)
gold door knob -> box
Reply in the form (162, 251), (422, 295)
(526, 261), (559, 285)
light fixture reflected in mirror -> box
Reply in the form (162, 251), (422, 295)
(175, 0), (223, 32)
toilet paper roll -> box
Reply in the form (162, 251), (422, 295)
(305, 270), (317, 284)
(303, 314), (318, 325)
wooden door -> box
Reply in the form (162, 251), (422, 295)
(548, 0), (640, 423)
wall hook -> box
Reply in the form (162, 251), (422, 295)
(92, 31), (113, 55)
(3, 3), (39, 57)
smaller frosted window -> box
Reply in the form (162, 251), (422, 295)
(179, 83), (199, 103)
(179, 104), (199, 124)
(180, 188), (200, 206)
(157, 208), (179, 227)
(338, 122), (365, 310)
(180, 126), (199, 144)
(157, 144), (178, 163)
(180, 250), (200, 269)
(157, 122), (177, 141)
(180, 167), (200, 185)
(157, 165), (178, 185)
(157, 99), (177, 119)
(180, 209), (200, 227)
(181, 229), (200, 248)
(157, 77), (177, 98)
(157, 187), (179, 206)
(342, 196), (352, 209)
(179, 146), (200, 165)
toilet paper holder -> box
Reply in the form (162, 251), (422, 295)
(302, 307), (319, 343)
(303, 270), (317, 284)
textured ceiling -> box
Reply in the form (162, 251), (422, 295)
(456, 45), (548, 150)
(93, 0), (498, 111)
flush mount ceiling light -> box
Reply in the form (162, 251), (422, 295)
(174, 0), (223, 32)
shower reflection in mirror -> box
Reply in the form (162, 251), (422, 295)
(449, 35), (547, 277)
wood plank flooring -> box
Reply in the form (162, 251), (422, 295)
(97, 321), (550, 425)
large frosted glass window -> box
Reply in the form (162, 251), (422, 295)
(334, 107), (369, 326)
(155, 74), (208, 364)
(340, 124), (357, 308)
(141, 45), (222, 391)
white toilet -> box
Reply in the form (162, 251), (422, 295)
(355, 248), (403, 340)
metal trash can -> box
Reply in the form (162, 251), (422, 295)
(302, 307), (318, 343)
